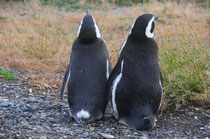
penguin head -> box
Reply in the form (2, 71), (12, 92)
(119, 105), (156, 130)
(77, 9), (101, 43)
(129, 13), (158, 41)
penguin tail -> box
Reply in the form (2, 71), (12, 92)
(74, 109), (91, 123)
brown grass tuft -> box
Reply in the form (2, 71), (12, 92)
(0, 1), (209, 107)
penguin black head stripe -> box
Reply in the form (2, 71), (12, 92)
(77, 10), (100, 43)
(130, 13), (159, 41)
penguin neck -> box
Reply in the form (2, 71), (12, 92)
(128, 34), (153, 43)
(126, 35), (158, 53)
(78, 25), (97, 43)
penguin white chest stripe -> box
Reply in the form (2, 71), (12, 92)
(111, 60), (124, 118)
(119, 19), (136, 57)
(77, 20), (83, 37)
(145, 16), (155, 38)
(129, 19), (136, 34)
(158, 80), (163, 110)
(106, 59), (110, 79)
(118, 40), (127, 57)
(92, 16), (101, 38)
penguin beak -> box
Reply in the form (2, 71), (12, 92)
(86, 8), (89, 15)
(154, 15), (159, 21)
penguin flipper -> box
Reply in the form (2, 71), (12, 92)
(106, 60), (122, 100)
(60, 62), (71, 101)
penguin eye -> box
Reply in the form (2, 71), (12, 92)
(150, 22), (155, 33)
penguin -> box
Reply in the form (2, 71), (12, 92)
(60, 9), (112, 123)
(107, 13), (163, 130)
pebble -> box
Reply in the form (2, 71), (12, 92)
(89, 127), (95, 131)
(27, 97), (37, 103)
(56, 102), (67, 106)
(39, 136), (47, 139)
(28, 88), (32, 93)
(0, 102), (13, 107)
(35, 125), (45, 132)
(192, 136), (197, 139)
(157, 134), (165, 139)
(188, 112), (194, 116)
(199, 127), (205, 130)
(194, 116), (198, 119)
(99, 133), (115, 139)
(48, 117), (59, 123)
(23, 103), (38, 111)
(0, 69), (209, 138)
(164, 130), (173, 134)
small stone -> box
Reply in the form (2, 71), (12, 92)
(39, 136), (47, 139)
(41, 113), (46, 118)
(27, 97), (37, 103)
(56, 102), (67, 106)
(192, 136), (197, 139)
(55, 113), (60, 116)
(36, 125), (45, 132)
(29, 88), (32, 93)
(188, 112), (194, 116)
(89, 127), (94, 131)
(99, 133), (114, 139)
(195, 108), (200, 111)
(157, 134), (165, 139)
(199, 127), (205, 130)
(184, 109), (189, 113)
(133, 132), (138, 135)
(21, 121), (29, 128)
(194, 116), (198, 119)
(164, 130), (173, 134)
(139, 136), (148, 139)
(48, 118), (58, 123)
(0, 102), (13, 107)
(202, 131), (207, 135)
(2, 84), (9, 88)
(23, 103), (38, 111)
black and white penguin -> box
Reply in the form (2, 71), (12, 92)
(60, 10), (112, 123)
(107, 13), (163, 130)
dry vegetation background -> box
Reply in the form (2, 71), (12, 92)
(0, 0), (209, 108)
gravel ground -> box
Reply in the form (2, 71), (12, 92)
(0, 70), (209, 139)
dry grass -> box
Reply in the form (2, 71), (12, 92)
(0, 1), (209, 107)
